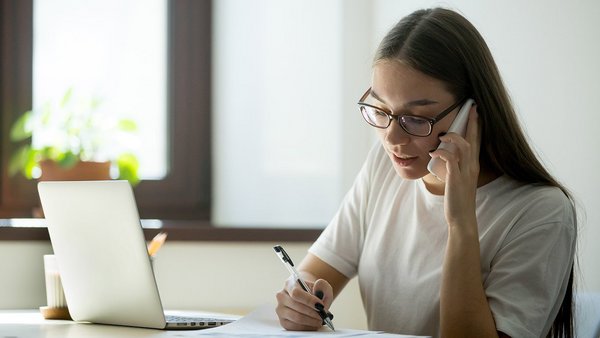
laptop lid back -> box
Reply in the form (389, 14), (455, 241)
(38, 180), (167, 329)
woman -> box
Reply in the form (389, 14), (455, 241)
(275, 7), (576, 338)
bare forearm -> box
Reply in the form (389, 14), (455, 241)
(298, 254), (349, 299)
(440, 225), (498, 338)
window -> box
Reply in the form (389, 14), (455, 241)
(0, 0), (211, 220)
(1, 0), (374, 225)
(33, 0), (168, 179)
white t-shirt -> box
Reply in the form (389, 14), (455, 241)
(309, 144), (575, 338)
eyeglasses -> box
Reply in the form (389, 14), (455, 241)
(357, 88), (465, 137)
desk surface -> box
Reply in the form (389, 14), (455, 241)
(0, 309), (239, 338)
(0, 308), (429, 338)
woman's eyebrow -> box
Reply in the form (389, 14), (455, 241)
(403, 98), (439, 108)
(369, 89), (388, 105)
(370, 89), (439, 109)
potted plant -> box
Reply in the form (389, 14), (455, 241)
(8, 88), (140, 185)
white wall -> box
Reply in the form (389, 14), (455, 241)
(212, 0), (374, 228)
(0, 241), (53, 308)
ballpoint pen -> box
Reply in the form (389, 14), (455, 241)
(273, 245), (335, 331)
(148, 232), (168, 257)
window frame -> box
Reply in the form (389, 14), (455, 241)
(0, 0), (212, 220)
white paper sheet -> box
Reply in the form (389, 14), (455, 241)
(166, 304), (429, 338)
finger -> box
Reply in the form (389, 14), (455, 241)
(431, 148), (461, 177)
(282, 280), (325, 324)
(276, 301), (323, 331)
(312, 279), (334, 308)
(285, 279), (324, 309)
(438, 131), (474, 173)
(438, 132), (470, 152)
(276, 303), (323, 330)
(289, 286), (326, 317)
(436, 134), (468, 164)
(280, 317), (322, 331)
(464, 105), (478, 142)
(461, 107), (480, 176)
(284, 277), (316, 294)
(430, 146), (459, 165)
(312, 280), (334, 323)
(465, 106), (480, 158)
(276, 290), (323, 323)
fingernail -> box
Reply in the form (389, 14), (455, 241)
(315, 290), (324, 300)
(328, 312), (334, 320)
(314, 303), (324, 311)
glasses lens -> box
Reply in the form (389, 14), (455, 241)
(400, 116), (431, 136)
(360, 105), (389, 128)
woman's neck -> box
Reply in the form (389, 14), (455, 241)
(421, 169), (500, 196)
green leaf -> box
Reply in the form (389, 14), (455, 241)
(57, 152), (79, 169)
(8, 145), (40, 179)
(41, 103), (53, 125)
(9, 111), (33, 142)
(116, 153), (140, 186)
(23, 151), (39, 179)
(40, 146), (64, 162)
(8, 145), (31, 177)
(118, 119), (137, 132)
(60, 87), (73, 107)
(90, 97), (102, 110)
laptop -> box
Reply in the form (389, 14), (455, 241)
(38, 180), (235, 330)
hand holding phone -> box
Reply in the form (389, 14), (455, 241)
(427, 98), (474, 181)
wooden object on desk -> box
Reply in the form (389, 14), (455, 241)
(39, 306), (71, 320)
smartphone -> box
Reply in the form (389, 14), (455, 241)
(427, 98), (475, 181)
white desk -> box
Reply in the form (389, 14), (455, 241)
(0, 308), (429, 338)
(0, 309), (238, 338)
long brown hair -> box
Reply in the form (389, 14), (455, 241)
(374, 8), (575, 337)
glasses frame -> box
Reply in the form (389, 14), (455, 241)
(358, 87), (466, 137)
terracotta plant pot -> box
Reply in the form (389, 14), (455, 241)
(39, 160), (111, 181)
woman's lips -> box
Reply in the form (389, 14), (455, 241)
(392, 154), (418, 167)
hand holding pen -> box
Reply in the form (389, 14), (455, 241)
(273, 245), (335, 331)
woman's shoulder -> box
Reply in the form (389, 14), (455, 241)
(484, 176), (575, 230)
(482, 175), (570, 204)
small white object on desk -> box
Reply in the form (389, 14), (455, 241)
(40, 254), (71, 320)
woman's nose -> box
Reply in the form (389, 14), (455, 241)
(385, 120), (411, 146)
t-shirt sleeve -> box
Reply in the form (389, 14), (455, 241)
(484, 189), (576, 338)
(308, 143), (381, 279)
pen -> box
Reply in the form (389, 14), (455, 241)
(147, 232), (167, 257)
(273, 245), (335, 331)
